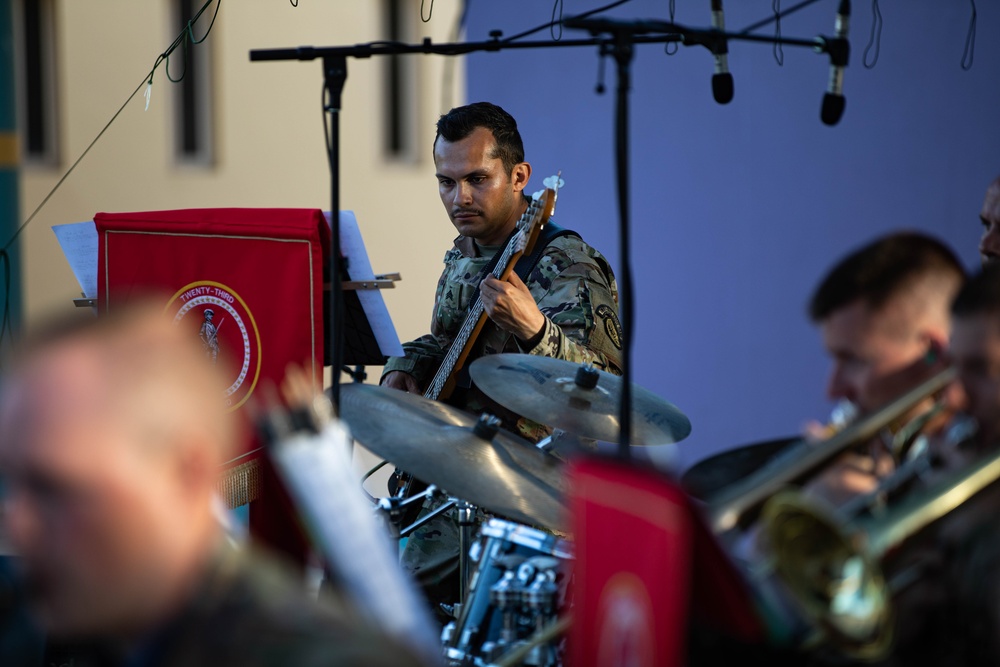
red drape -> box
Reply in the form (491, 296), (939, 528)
(96, 208), (330, 563)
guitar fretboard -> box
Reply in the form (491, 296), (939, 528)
(423, 198), (544, 402)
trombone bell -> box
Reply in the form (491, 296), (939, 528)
(761, 447), (1000, 660)
(762, 492), (893, 659)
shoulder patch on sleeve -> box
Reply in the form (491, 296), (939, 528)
(596, 304), (623, 350)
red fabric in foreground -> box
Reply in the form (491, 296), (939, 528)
(96, 208), (330, 563)
(567, 457), (693, 667)
(567, 457), (764, 667)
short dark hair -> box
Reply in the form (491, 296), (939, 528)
(809, 231), (966, 322)
(952, 264), (1000, 318)
(434, 102), (525, 175)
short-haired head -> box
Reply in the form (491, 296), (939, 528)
(434, 102), (525, 175)
(809, 231), (966, 324)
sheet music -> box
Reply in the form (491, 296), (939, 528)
(271, 420), (439, 663)
(52, 221), (98, 299)
(326, 211), (404, 357)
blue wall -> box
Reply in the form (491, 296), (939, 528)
(464, 0), (1000, 469)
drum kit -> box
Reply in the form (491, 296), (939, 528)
(338, 353), (692, 666)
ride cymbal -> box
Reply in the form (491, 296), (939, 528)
(469, 354), (691, 446)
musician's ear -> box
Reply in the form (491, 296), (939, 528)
(924, 338), (946, 366)
(510, 161), (531, 192)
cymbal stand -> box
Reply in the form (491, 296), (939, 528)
(457, 499), (477, 604)
(375, 484), (456, 539)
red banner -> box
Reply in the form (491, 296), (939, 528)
(567, 458), (694, 667)
(95, 208), (329, 479)
(567, 457), (765, 667)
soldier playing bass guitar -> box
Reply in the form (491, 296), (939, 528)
(379, 102), (622, 616)
(381, 102), (622, 440)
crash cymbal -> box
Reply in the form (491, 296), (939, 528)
(468, 354), (691, 446)
(339, 383), (566, 531)
(681, 437), (799, 501)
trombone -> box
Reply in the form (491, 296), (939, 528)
(760, 444), (1000, 659)
(706, 367), (957, 537)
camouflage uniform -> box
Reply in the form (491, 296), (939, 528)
(381, 226), (622, 618)
(382, 231), (623, 440)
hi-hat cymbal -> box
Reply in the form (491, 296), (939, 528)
(468, 354), (692, 446)
(681, 437), (799, 501)
(339, 383), (566, 531)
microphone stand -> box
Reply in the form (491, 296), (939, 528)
(250, 18), (843, 457)
(323, 55), (347, 411)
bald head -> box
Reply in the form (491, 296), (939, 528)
(0, 305), (238, 641)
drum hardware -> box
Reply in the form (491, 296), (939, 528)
(490, 568), (522, 647)
(521, 560), (561, 666)
(374, 484), (457, 539)
(760, 445), (1000, 660)
(488, 616), (572, 667)
(468, 354), (692, 446)
(457, 499), (478, 604)
(534, 436), (555, 453)
(443, 519), (572, 667)
(705, 367), (957, 537)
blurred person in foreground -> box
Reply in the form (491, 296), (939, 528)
(0, 305), (424, 667)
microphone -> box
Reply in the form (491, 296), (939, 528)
(710, 0), (734, 104)
(821, 0), (851, 126)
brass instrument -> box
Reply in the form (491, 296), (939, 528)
(707, 367), (957, 536)
(760, 447), (1000, 659)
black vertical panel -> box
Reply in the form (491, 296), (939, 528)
(178, 0), (200, 156)
(385, 0), (404, 156)
(22, 0), (46, 156)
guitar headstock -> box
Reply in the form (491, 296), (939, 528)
(514, 175), (561, 258)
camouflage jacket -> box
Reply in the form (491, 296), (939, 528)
(382, 229), (623, 440)
(34, 544), (428, 667)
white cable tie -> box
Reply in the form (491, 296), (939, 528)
(144, 79), (152, 111)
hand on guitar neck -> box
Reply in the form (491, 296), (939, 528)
(380, 271), (545, 395)
(479, 272), (546, 343)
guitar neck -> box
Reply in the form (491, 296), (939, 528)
(423, 244), (523, 402)
(422, 191), (553, 403)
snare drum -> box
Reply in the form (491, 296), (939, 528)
(442, 519), (573, 666)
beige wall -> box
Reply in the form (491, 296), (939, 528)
(19, 0), (465, 356)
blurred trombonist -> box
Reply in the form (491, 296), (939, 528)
(0, 306), (423, 667)
(802, 231), (965, 506)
